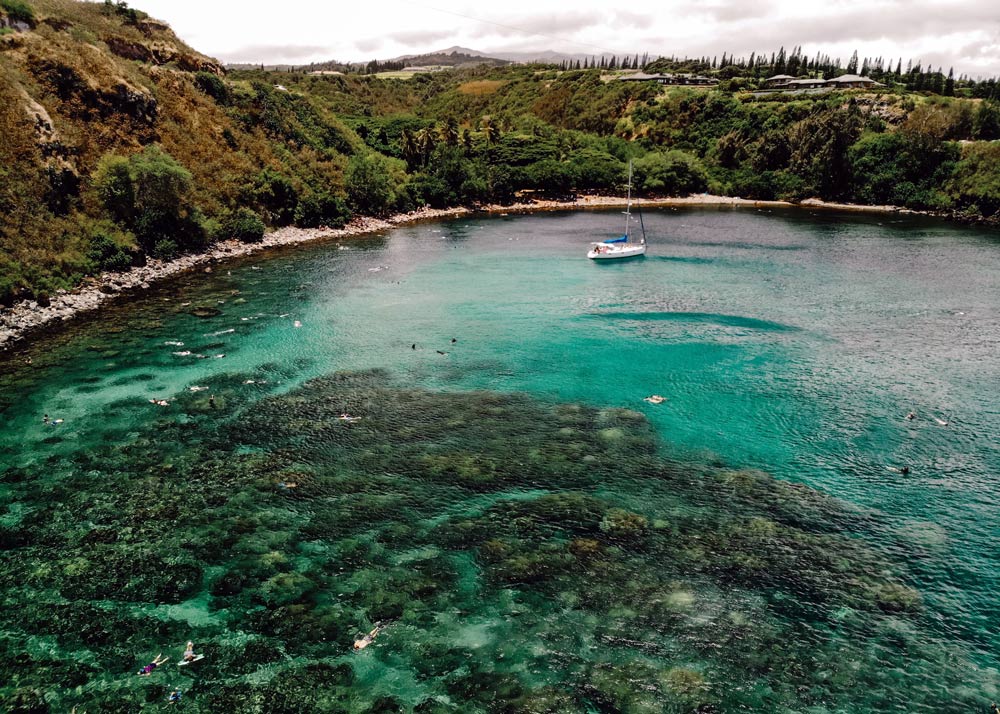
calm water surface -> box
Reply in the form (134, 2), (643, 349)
(1, 207), (999, 712)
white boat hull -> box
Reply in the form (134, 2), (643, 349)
(588, 244), (646, 260)
(587, 161), (648, 260)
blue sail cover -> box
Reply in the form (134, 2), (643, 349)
(603, 235), (629, 244)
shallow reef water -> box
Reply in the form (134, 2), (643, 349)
(0, 369), (975, 712)
(1, 209), (999, 712)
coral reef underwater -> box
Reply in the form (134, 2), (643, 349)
(0, 367), (981, 712)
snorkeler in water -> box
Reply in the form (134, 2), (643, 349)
(353, 623), (385, 650)
(167, 688), (182, 704)
(138, 653), (169, 676)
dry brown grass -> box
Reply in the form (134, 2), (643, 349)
(0, 0), (357, 300)
(458, 79), (506, 96)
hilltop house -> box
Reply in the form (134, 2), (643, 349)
(824, 74), (883, 89)
(765, 74), (883, 92)
(615, 72), (718, 86)
(764, 74), (795, 87)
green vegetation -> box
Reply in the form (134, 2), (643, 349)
(220, 206), (265, 243)
(94, 146), (206, 255)
(1, 1), (1000, 305)
(0, 0), (35, 25)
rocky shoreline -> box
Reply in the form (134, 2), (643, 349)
(0, 195), (917, 350)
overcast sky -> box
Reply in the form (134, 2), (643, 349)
(128, 0), (1000, 77)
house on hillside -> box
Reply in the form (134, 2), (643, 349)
(779, 78), (828, 89)
(614, 72), (717, 86)
(765, 75), (883, 92)
(764, 74), (795, 87)
(671, 73), (718, 86)
(824, 74), (883, 89)
(614, 72), (665, 83)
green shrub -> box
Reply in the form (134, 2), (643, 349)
(345, 153), (400, 216)
(946, 142), (1000, 216)
(633, 150), (709, 195)
(93, 146), (203, 253)
(101, 0), (145, 24)
(0, 263), (21, 307)
(293, 190), (350, 228)
(848, 132), (958, 209)
(409, 173), (451, 208)
(194, 72), (231, 105)
(152, 239), (178, 259)
(85, 229), (133, 273)
(528, 159), (577, 196)
(250, 169), (298, 226)
(973, 100), (1000, 140)
(1, 0), (35, 25)
(727, 169), (807, 201)
(569, 148), (624, 190)
(222, 207), (265, 243)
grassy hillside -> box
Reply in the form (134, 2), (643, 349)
(261, 61), (1000, 215)
(0, 0), (362, 304)
(2, 0), (1000, 307)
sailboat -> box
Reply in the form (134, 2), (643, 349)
(587, 160), (647, 260)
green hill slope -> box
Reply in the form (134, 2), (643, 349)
(0, 0), (362, 304)
(2, 0), (999, 307)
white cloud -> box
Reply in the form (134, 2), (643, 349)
(123, 0), (1000, 75)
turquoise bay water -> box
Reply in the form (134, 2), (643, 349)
(1, 207), (999, 712)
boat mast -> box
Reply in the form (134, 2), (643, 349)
(624, 160), (633, 241)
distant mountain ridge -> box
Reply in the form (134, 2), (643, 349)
(226, 47), (583, 72)
(390, 47), (508, 68)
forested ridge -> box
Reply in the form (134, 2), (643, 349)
(2, 0), (1000, 305)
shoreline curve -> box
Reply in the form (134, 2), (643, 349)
(0, 194), (918, 350)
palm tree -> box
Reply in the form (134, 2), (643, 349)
(416, 127), (436, 165)
(399, 128), (418, 167)
(480, 115), (500, 145)
(439, 117), (459, 146)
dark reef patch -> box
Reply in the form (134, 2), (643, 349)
(0, 369), (979, 712)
